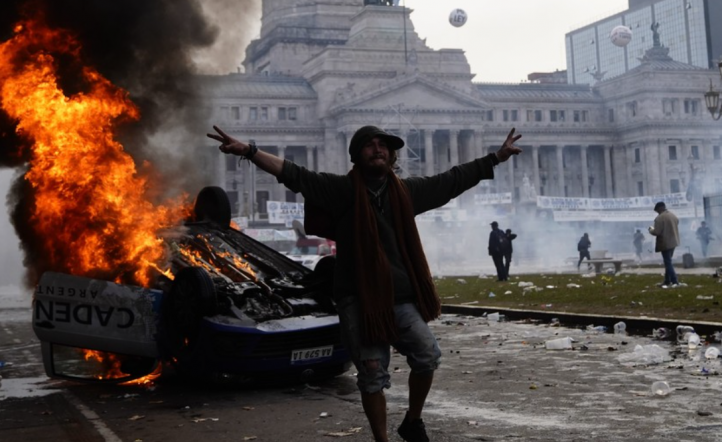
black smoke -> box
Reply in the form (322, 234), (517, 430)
(0, 0), (257, 287)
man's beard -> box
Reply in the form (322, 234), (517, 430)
(360, 158), (392, 177)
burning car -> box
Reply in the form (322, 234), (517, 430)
(32, 187), (350, 384)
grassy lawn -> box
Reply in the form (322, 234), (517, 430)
(434, 271), (722, 323)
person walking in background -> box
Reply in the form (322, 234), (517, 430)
(577, 233), (591, 270)
(488, 221), (508, 281)
(648, 201), (680, 287)
(209, 124), (522, 442)
(502, 228), (517, 278)
(633, 229), (645, 262)
(696, 221), (713, 258)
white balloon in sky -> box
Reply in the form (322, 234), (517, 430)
(448, 8), (467, 28)
(610, 25), (633, 47)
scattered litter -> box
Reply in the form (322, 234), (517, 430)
(587, 325), (607, 334)
(243, 437), (257, 441)
(653, 328), (672, 340)
(488, 292), (496, 298)
(651, 381), (671, 396)
(191, 418), (219, 423)
(319, 412), (329, 418)
(618, 344), (671, 366)
(518, 281), (534, 288)
(128, 415), (145, 421)
(697, 411), (714, 417)
(242, 407), (255, 411)
(325, 427), (363, 437)
(676, 325), (696, 342)
(614, 322), (627, 335)
(705, 347), (720, 359)
(697, 295), (714, 300)
(687, 333), (701, 349)
(487, 312), (500, 322)
(566, 284), (581, 288)
(504, 290), (512, 295)
(456, 278), (467, 284)
(545, 285), (556, 289)
(545, 337), (572, 350)
(461, 301), (479, 305)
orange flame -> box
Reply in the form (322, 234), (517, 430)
(0, 17), (188, 286)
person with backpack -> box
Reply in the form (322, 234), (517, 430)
(577, 233), (591, 270)
(503, 228), (517, 278)
(488, 221), (508, 281)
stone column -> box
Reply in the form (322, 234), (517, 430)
(625, 145), (634, 197)
(646, 140), (662, 195)
(532, 145), (541, 195)
(342, 131), (353, 174)
(658, 139), (669, 194)
(398, 130), (409, 177)
(277, 145), (286, 202)
(306, 145), (314, 171)
(603, 145), (613, 197)
(424, 129), (434, 176)
(449, 129), (459, 167)
(581, 145), (589, 198)
(556, 145), (565, 196)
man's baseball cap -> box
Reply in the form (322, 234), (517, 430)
(348, 126), (404, 163)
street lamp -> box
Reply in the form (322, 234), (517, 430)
(704, 58), (722, 120)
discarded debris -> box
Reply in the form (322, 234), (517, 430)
(618, 344), (671, 366)
(128, 415), (145, 421)
(325, 427), (363, 437)
(545, 337), (572, 350)
(651, 381), (671, 396)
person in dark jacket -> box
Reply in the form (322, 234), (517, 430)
(633, 229), (645, 262)
(488, 221), (507, 281)
(503, 228), (517, 278)
(696, 221), (713, 258)
(577, 233), (591, 269)
(208, 124), (523, 442)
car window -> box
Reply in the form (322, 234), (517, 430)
(291, 246), (318, 255)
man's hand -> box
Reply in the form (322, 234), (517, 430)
(495, 128), (523, 163)
(207, 125), (249, 156)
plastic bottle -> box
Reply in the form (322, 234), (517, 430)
(653, 327), (671, 340)
(687, 333), (701, 349)
(651, 381), (671, 396)
(487, 312), (500, 322)
(676, 325), (695, 342)
(592, 325), (607, 334)
(614, 321), (627, 335)
(705, 347), (720, 359)
(545, 337), (573, 350)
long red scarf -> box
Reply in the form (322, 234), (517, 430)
(350, 167), (441, 345)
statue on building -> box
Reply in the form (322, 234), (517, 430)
(521, 173), (537, 202)
(651, 22), (660, 47)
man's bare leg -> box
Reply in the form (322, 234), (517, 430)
(407, 371), (433, 420)
(361, 390), (388, 442)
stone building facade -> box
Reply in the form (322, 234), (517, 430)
(201, 0), (722, 224)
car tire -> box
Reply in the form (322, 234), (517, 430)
(193, 186), (231, 227)
(161, 266), (218, 372)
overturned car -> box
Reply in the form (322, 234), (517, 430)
(33, 187), (350, 384)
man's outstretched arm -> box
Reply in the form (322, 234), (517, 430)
(207, 125), (284, 176)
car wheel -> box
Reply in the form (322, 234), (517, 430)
(193, 186), (231, 227)
(161, 266), (218, 371)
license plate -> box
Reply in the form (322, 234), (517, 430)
(291, 346), (333, 363)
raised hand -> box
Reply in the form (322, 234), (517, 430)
(495, 128), (523, 163)
(207, 125), (249, 156)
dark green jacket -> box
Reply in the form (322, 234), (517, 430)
(278, 154), (498, 305)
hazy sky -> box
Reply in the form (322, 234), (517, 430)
(0, 0), (630, 288)
(403, 0), (628, 83)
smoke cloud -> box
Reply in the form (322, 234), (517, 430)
(0, 0), (260, 287)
